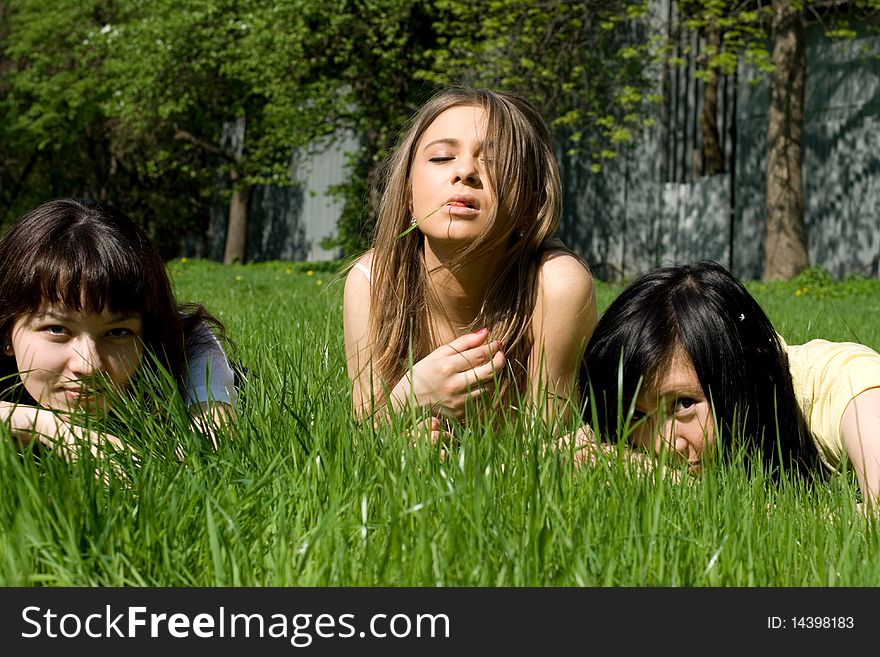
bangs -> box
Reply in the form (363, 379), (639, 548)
(24, 237), (146, 316)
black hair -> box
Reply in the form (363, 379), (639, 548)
(581, 260), (819, 478)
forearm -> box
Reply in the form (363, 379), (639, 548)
(1, 400), (123, 459)
(841, 387), (880, 506)
(353, 375), (423, 426)
(189, 401), (236, 449)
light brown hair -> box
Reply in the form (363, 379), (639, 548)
(364, 87), (577, 409)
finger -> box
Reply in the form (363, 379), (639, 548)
(466, 384), (493, 401)
(405, 416), (443, 447)
(448, 340), (504, 373)
(442, 327), (490, 355)
(459, 349), (506, 388)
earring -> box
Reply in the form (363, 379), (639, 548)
(2, 343), (12, 355)
(410, 216), (417, 228)
(515, 227), (525, 239)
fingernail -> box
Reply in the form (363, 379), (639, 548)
(473, 327), (488, 334)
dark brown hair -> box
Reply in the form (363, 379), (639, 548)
(0, 197), (216, 402)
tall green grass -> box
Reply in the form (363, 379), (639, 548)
(1, 260), (879, 586)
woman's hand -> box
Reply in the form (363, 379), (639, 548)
(189, 401), (237, 449)
(390, 328), (505, 420)
(405, 416), (450, 457)
(1, 401), (123, 461)
(559, 424), (683, 481)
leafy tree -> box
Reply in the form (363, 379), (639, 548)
(322, 0), (660, 255)
(98, 0), (326, 263)
(668, 0), (880, 281)
(421, 0), (657, 172)
(0, 0), (213, 254)
(0, 0), (109, 222)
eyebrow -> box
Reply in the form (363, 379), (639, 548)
(656, 384), (703, 398)
(422, 138), (460, 151)
(421, 138), (493, 152)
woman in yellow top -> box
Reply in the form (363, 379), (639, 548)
(344, 88), (597, 434)
(579, 260), (880, 505)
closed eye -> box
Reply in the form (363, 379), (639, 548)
(429, 156), (454, 163)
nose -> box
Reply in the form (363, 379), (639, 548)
(67, 335), (103, 379)
(658, 419), (690, 461)
(452, 157), (480, 186)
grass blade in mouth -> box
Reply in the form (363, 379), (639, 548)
(395, 203), (449, 241)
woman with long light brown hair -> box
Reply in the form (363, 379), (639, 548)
(344, 88), (596, 435)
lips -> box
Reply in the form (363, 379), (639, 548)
(446, 195), (480, 210)
(59, 385), (103, 403)
(62, 387), (96, 399)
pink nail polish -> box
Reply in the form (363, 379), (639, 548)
(473, 327), (488, 334)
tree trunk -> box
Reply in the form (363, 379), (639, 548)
(699, 26), (724, 176)
(223, 180), (251, 265)
(762, 0), (808, 282)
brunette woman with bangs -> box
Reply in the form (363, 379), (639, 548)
(344, 87), (597, 436)
(0, 197), (236, 456)
(577, 261), (880, 507)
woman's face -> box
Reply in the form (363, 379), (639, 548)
(7, 305), (144, 413)
(630, 345), (715, 472)
(409, 104), (497, 246)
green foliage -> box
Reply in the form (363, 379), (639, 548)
(750, 265), (880, 302)
(419, 0), (657, 172)
(0, 1), (109, 220)
(4, 0), (877, 263)
(672, 0), (880, 81)
(0, 1), (213, 248)
(99, 0), (324, 188)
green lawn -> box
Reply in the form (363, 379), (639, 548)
(1, 260), (879, 586)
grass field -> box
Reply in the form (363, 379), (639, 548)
(1, 260), (879, 586)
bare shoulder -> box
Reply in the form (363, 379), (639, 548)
(344, 250), (375, 292)
(344, 251), (375, 378)
(347, 250), (375, 276)
(536, 249), (595, 302)
(344, 250), (375, 329)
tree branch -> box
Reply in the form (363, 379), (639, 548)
(172, 123), (236, 162)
